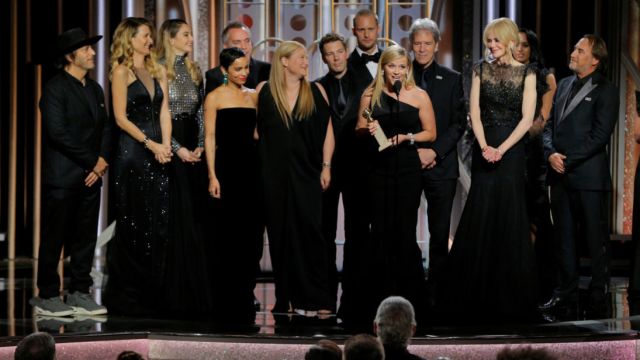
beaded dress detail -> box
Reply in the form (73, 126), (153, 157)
(441, 60), (538, 322)
(105, 75), (170, 316)
(164, 55), (211, 317)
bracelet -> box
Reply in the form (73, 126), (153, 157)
(408, 132), (415, 146)
(142, 136), (150, 149)
(322, 162), (331, 169)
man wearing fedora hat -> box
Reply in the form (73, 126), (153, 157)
(31, 28), (110, 317)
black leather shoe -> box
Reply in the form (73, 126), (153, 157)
(539, 295), (575, 311)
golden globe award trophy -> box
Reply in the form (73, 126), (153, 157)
(363, 108), (392, 151)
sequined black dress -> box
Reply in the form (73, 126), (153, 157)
(163, 55), (211, 317)
(441, 61), (538, 322)
(105, 77), (170, 316)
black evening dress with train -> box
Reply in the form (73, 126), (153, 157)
(163, 55), (211, 318)
(210, 107), (262, 324)
(440, 61), (538, 322)
(257, 83), (332, 313)
(366, 92), (426, 319)
(105, 77), (170, 316)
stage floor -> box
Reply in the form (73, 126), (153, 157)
(1, 259), (640, 359)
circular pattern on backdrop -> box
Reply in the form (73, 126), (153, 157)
(400, 37), (411, 49)
(344, 15), (354, 31)
(238, 14), (253, 28)
(292, 37), (307, 47)
(398, 15), (413, 31)
(399, 0), (413, 9)
(290, 14), (307, 31)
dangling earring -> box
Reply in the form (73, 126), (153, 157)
(223, 73), (228, 85)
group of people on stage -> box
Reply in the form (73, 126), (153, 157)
(34, 8), (619, 325)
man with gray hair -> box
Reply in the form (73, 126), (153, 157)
(204, 21), (271, 93)
(373, 296), (425, 360)
(14, 332), (56, 360)
(410, 18), (465, 312)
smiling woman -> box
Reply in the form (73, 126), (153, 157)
(104, 17), (174, 317)
(256, 41), (335, 317)
(155, 19), (212, 319)
(440, 17), (539, 323)
(354, 45), (436, 320)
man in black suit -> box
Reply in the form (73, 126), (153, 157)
(204, 21), (271, 94)
(541, 34), (618, 318)
(315, 33), (370, 313)
(32, 28), (111, 317)
(409, 18), (465, 310)
(347, 9), (382, 86)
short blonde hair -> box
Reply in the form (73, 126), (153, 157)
(482, 17), (519, 62)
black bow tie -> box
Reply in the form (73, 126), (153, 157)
(361, 52), (380, 64)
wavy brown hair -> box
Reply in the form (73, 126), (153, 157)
(109, 17), (163, 79)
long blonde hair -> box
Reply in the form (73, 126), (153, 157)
(156, 19), (202, 85)
(369, 45), (416, 110)
(268, 41), (314, 124)
(482, 17), (519, 62)
(109, 17), (163, 79)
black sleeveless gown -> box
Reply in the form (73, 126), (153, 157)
(257, 83), (332, 312)
(105, 78), (170, 316)
(209, 107), (261, 324)
(366, 92), (427, 320)
(441, 61), (538, 322)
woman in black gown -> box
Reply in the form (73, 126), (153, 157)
(514, 28), (558, 302)
(157, 19), (211, 317)
(203, 48), (261, 324)
(256, 41), (335, 316)
(105, 17), (173, 316)
(355, 45), (436, 321)
(441, 17), (538, 322)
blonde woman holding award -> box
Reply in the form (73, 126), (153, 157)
(355, 45), (436, 320)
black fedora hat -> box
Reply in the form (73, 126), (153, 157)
(56, 28), (102, 57)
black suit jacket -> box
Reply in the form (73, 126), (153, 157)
(413, 61), (465, 180)
(383, 345), (426, 360)
(204, 57), (271, 95)
(315, 69), (369, 175)
(40, 71), (111, 189)
(543, 71), (618, 190)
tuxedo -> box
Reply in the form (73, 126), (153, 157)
(38, 70), (111, 299)
(204, 57), (270, 94)
(347, 48), (381, 89)
(542, 70), (618, 305)
(412, 61), (465, 303)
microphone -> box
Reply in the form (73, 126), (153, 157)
(392, 80), (402, 97)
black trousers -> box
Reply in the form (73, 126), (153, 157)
(38, 185), (100, 299)
(549, 182), (611, 302)
(421, 178), (457, 294)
